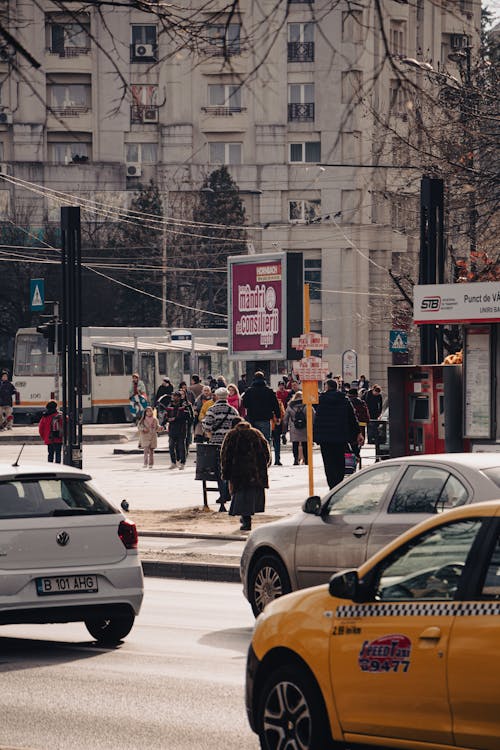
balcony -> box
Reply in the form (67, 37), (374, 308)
(50, 105), (90, 117)
(288, 103), (315, 122)
(200, 106), (248, 132)
(131, 105), (159, 124)
(48, 45), (90, 57)
(202, 42), (241, 58)
(201, 106), (246, 116)
(289, 0), (314, 3)
(288, 42), (314, 63)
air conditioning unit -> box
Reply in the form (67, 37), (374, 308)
(0, 163), (11, 175)
(0, 111), (12, 124)
(143, 107), (158, 123)
(450, 34), (468, 50)
(134, 43), (154, 59)
(126, 163), (142, 177)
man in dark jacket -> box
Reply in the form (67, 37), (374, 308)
(241, 371), (280, 442)
(313, 379), (364, 489)
(363, 384), (383, 443)
(0, 371), (18, 431)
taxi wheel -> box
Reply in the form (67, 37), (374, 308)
(258, 664), (331, 750)
(85, 612), (135, 645)
(249, 554), (291, 617)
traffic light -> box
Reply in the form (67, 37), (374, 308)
(36, 321), (58, 354)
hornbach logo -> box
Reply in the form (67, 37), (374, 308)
(420, 297), (441, 311)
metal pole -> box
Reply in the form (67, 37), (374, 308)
(161, 222), (167, 326)
(304, 284), (314, 497)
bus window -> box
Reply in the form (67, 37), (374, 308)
(109, 349), (124, 375)
(183, 353), (191, 373)
(82, 353), (91, 395)
(158, 352), (167, 375)
(94, 347), (109, 376)
(14, 333), (57, 376)
(198, 356), (211, 381)
(124, 351), (133, 375)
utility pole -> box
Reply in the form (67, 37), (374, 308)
(61, 206), (83, 468)
(419, 177), (444, 364)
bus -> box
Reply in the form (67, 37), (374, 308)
(12, 327), (236, 423)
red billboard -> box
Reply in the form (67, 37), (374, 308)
(228, 253), (286, 360)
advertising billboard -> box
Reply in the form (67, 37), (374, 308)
(228, 253), (286, 360)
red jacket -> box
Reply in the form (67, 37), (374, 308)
(38, 412), (63, 445)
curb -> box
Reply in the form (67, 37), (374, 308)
(140, 530), (246, 541)
(141, 559), (240, 583)
(0, 434), (131, 445)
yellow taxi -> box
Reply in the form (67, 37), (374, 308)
(246, 500), (500, 750)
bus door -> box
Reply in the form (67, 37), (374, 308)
(81, 352), (91, 420)
(140, 352), (156, 402)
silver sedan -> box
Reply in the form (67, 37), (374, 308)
(241, 452), (500, 615)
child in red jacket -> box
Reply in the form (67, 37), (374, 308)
(38, 400), (63, 463)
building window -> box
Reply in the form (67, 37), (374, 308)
(304, 258), (322, 300)
(207, 24), (241, 56)
(49, 82), (91, 116)
(389, 20), (406, 56)
(130, 26), (158, 62)
(209, 142), (242, 164)
(289, 141), (321, 163)
(126, 143), (158, 163)
(288, 23), (314, 62)
(204, 84), (242, 114)
(0, 142), (3, 161)
(49, 139), (91, 164)
(288, 83), (314, 122)
(342, 10), (363, 42)
(389, 79), (408, 117)
(46, 13), (90, 56)
(130, 84), (159, 124)
(289, 199), (321, 223)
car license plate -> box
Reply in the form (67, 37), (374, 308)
(36, 575), (98, 596)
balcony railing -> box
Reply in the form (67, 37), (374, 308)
(131, 105), (159, 124)
(203, 43), (241, 57)
(288, 102), (315, 122)
(48, 46), (90, 57)
(289, 0), (314, 4)
(288, 42), (314, 62)
(50, 105), (90, 117)
(201, 106), (245, 115)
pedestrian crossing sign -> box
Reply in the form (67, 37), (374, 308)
(30, 278), (45, 311)
(389, 330), (408, 353)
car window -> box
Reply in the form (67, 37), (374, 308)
(325, 465), (400, 516)
(480, 533), (500, 599)
(0, 479), (117, 518)
(376, 518), (483, 601)
(388, 466), (466, 514)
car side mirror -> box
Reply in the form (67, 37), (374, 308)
(329, 570), (360, 600)
(302, 495), (322, 515)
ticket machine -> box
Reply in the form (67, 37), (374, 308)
(388, 364), (464, 457)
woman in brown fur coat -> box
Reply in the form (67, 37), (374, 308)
(220, 420), (271, 531)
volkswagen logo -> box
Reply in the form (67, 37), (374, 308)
(56, 531), (70, 547)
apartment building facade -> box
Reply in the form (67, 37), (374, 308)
(0, 0), (479, 384)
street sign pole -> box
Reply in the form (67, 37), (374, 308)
(304, 285), (314, 498)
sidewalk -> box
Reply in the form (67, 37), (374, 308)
(0, 426), (378, 583)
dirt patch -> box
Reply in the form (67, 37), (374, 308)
(129, 507), (283, 536)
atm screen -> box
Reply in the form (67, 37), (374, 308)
(410, 396), (429, 421)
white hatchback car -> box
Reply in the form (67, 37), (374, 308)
(0, 463), (143, 644)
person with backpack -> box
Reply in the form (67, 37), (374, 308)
(38, 400), (63, 463)
(347, 387), (371, 465)
(164, 391), (189, 469)
(283, 390), (309, 465)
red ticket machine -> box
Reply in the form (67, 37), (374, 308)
(388, 365), (464, 457)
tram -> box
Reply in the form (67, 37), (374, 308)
(12, 326), (234, 423)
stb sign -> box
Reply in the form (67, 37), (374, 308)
(228, 253), (286, 360)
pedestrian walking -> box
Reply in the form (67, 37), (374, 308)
(165, 391), (189, 469)
(363, 383), (383, 443)
(285, 379), (301, 405)
(227, 383), (245, 416)
(0, 371), (19, 431)
(283, 390), (308, 465)
(193, 385), (214, 443)
(129, 373), (148, 423)
(237, 372), (247, 393)
(202, 387), (239, 511)
(137, 406), (163, 468)
(179, 382), (195, 454)
(313, 379), (364, 489)
(241, 371), (280, 442)
(347, 387), (371, 465)
(38, 400), (63, 463)
(221, 420), (271, 531)
(271, 397), (285, 465)
(188, 374), (203, 401)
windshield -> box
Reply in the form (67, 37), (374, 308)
(481, 468), (500, 489)
(14, 333), (58, 377)
(0, 478), (117, 518)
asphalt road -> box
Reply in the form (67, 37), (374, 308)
(0, 578), (258, 750)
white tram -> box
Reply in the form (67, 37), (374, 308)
(12, 327), (234, 423)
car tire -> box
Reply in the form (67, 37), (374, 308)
(257, 663), (331, 750)
(85, 612), (135, 645)
(249, 554), (291, 617)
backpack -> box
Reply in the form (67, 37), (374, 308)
(49, 414), (62, 439)
(292, 405), (306, 430)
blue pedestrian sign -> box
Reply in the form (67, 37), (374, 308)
(30, 278), (45, 312)
(389, 330), (408, 353)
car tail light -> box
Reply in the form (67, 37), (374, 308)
(118, 519), (138, 549)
